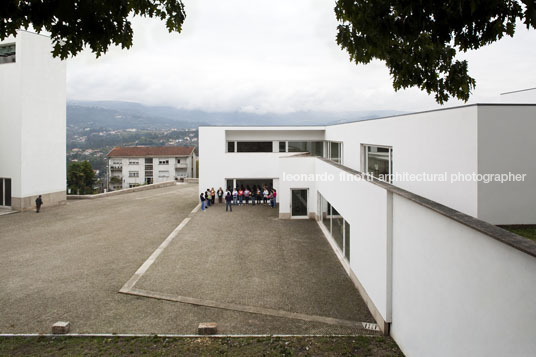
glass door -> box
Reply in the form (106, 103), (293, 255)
(291, 189), (308, 217)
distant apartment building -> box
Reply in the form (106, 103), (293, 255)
(107, 146), (196, 190)
(0, 31), (66, 210)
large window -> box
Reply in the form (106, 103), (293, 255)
(236, 141), (272, 152)
(128, 171), (139, 177)
(227, 141), (236, 153)
(287, 141), (323, 156)
(318, 193), (350, 261)
(363, 145), (393, 183)
(0, 43), (15, 64)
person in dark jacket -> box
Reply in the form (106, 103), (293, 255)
(35, 195), (43, 213)
(200, 192), (206, 211)
(225, 189), (233, 212)
(217, 187), (224, 203)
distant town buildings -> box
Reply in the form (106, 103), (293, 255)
(0, 31), (66, 210)
(107, 146), (197, 190)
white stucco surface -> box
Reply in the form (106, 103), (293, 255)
(0, 31), (66, 205)
(324, 106), (480, 217)
(391, 195), (536, 357)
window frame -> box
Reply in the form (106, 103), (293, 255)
(362, 144), (393, 183)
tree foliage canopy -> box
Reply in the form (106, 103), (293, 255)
(0, 0), (186, 59)
(2, 1), (534, 103)
(67, 161), (96, 195)
(335, 0), (536, 103)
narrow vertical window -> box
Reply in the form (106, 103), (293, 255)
(227, 141), (235, 153)
(279, 141), (286, 152)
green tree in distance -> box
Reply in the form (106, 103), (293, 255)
(335, 0), (535, 103)
(0, 0), (186, 59)
(67, 161), (96, 195)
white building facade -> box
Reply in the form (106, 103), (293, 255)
(107, 146), (196, 190)
(200, 104), (536, 357)
(0, 31), (66, 210)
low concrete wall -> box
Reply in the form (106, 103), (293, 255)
(12, 190), (66, 211)
(67, 181), (179, 200)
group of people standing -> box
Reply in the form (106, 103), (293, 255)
(199, 185), (277, 212)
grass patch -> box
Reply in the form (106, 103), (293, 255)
(0, 336), (404, 356)
(500, 225), (536, 242)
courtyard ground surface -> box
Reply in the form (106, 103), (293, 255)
(1, 184), (378, 335)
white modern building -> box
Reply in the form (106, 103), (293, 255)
(0, 31), (66, 210)
(107, 146), (196, 190)
(200, 103), (536, 357)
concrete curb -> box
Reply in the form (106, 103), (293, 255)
(0, 333), (379, 338)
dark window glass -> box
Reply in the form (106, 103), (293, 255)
(311, 142), (323, 157)
(236, 141), (272, 152)
(279, 141), (286, 152)
(0, 179), (3, 205)
(322, 198), (331, 233)
(288, 141), (323, 156)
(330, 142), (341, 163)
(344, 221), (350, 261)
(288, 141), (308, 152)
(332, 205), (344, 251)
(366, 146), (392, 182)
(0, 44), (15, 64)
(227, 141), (235, 152)
(4, 178), (11, 206)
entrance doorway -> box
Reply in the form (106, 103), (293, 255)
(291, 189), (308, 217)
(0, 178), (12, 206)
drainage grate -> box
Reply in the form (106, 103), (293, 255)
(362, 322), (380, 331)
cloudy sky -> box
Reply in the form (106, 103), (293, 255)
(67, 0), (536, 114)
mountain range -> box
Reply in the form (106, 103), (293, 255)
(67, 100), (406, 130)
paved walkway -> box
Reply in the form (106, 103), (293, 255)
(130, 202), (374, 329)
(0, 185), (375, 335)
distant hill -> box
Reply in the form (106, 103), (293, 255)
(67, 100), (406, 129)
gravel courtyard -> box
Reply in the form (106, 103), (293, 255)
(0, 184), (375, 335)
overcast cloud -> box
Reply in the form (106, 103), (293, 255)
(66, 0), (536, 113)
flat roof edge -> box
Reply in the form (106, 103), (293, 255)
(326, 103), (536, 126)
(198, 103), (535, 128)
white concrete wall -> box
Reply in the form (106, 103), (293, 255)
(324, 106), (480, 217)
(0, 31), (66, 203)
(477, 105), (536, 224)
(391, 195), (536, 357)
(315, 159), (390, 321)
(199, 126), (323, 194)
(278, 156), (317, 216)
(278, 157), (536, 355)
(0, 35), (22, 197)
